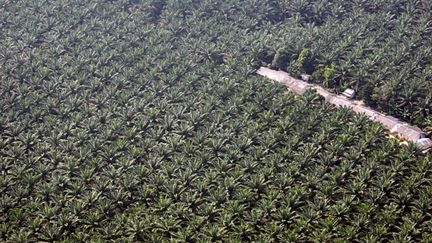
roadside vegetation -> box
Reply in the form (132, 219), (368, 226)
(1, 0), (432, 241)
(257, 0), (432, 131)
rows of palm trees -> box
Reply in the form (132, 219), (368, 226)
(1, 0), (432, 241)
(258, 0), (432, 132)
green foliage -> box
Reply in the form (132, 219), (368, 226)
(271, 48), (290, 69)
(323, 64), (335, 81)
(289, 48), (314, 74)
(323, 63), (336, 87)
(1, 0), (432, 242)
(258, 0), (432, 129)
(251, 48), (275, 68)
(311, 67), (324, 81)
(357, 82), (375, 105)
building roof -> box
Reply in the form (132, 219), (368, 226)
(300, 74), (312, 82)
(257, 67), (291, 83)
(256, 67), (432, 151)
(417, 138), (432, 151)
(393, 125), (425, 141)
(342, 89), (355, 99)
(376, 116), (400, 130)
(327, 96), (353, 107)
(351, 105), (378, 119)
(284, 78), (312, 95)
(314, 87), (334, 101)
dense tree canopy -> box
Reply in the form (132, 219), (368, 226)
(255, 0), (432, 131)
(1, 0), (432, 241)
